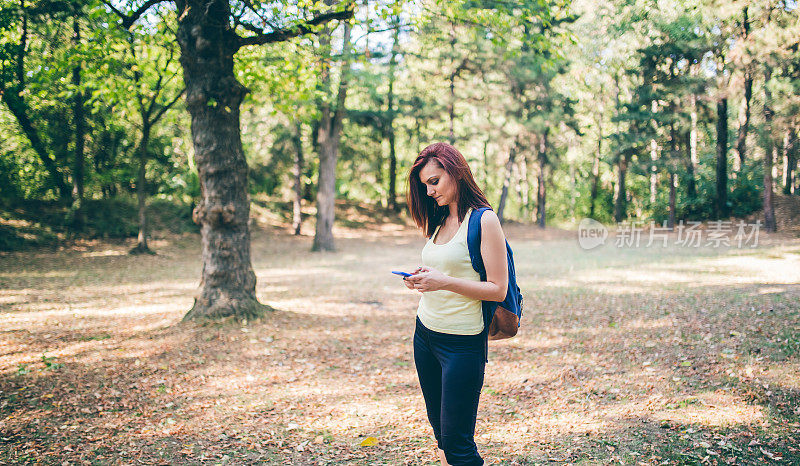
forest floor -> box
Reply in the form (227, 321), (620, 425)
(1, 213), (799, 465)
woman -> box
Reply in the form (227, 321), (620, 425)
(403, 142), (508, 466)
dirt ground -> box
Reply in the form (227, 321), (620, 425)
(1, 219), (799, 464)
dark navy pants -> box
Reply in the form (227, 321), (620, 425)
(414, 317), (485, 466)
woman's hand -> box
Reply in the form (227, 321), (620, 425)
(406, 266), (450, 293)
(401, 267), (425, 290)
(403, 275), (415, 290)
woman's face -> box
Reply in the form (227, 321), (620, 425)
(419, 160), (458, 207)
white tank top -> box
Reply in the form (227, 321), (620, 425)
(416, 208), (484, 335)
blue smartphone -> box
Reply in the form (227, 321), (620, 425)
(392, 271), (413, 278)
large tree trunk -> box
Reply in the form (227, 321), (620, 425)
(178, 0), (266, 320)
(313, 23), (351, 252)
(537, 131), (548, 229)
(292, 121), (304, 235)
(716, 98), (729, 218)
(734, 6), (752, 172)
(314, 118), (338, 251)
(763, 67), (777, 232)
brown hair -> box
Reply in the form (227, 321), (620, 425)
(407, 142), (491, 237)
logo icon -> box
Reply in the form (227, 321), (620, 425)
(578, 218), (608, 250)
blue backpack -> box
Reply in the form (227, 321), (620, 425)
(466, 207), (523, 340)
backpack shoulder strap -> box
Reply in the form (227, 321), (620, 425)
(466, 207), (491, 280)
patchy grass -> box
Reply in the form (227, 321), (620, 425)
(0, 219), (799, 464)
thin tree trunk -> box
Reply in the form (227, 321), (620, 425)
(690, 94), (698, 167)
(448, 73), (456, 145)
(497, 145), (515, 223)
(387, 24), (399, 212)
(128, 33), (183, 255)
(788, 128), (798, 195)
(668, 124), (679, 228)
(782, 129), (795, 195)
(763, 67), (776, 232)
(131, 127), (153, 254)
(537, 131), (548, 229)
(591, 115), (602, 218)
(683, 131), (697, 201)
(649, 138), (658, 204)
(313, 23), (352, 252)
(613, 153), (627, 223)
(735, 73), (752, 172)
(482, 139), (489, 188)
(387, 130), (397, 211)
(735, 6), (752, 172)
(518, 151), (530, 220)
(178, 0), (266, 320)
(448, 24), (455, 144)
(649, 100), (659, 204)
(292, 121), (304, 235)
(16, 0), (26, 87)
(590, 152), (600, 218)
(613, 71), (626, 223)
(668, 172), (676, 229)
(414, 115), (421, 154)
(71, 13), (86, 229)
(716, 97), (729, 218)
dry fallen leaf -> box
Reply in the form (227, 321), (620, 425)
(360, 437), (378, 447)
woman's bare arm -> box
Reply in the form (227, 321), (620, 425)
(407, 210), (508, 301)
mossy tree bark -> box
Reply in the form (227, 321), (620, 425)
(313, 23), (352, 252)
(175, 0), (264, 320)
(100, 0), (352, 319)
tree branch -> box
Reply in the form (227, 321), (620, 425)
(152, 88), (185, 124)
(237, 5), (354, 48)
(100, 0), (169, 29)
(238, 0), (278, 33)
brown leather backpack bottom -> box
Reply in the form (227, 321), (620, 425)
(487, 306), (519, 340)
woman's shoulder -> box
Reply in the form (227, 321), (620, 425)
(477, 208), (500, 227)
(476, 208), (505, 241)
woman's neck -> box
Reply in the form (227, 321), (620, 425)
(447, 203), (459, 222)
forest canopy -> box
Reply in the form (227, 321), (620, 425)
(1, 0), (798, 248)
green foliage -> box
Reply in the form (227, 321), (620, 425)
(40, 354), (63, 371)
(0, 197), (197, 250)
(1, 0), (797, 241)
(728, 163), (764, 219)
